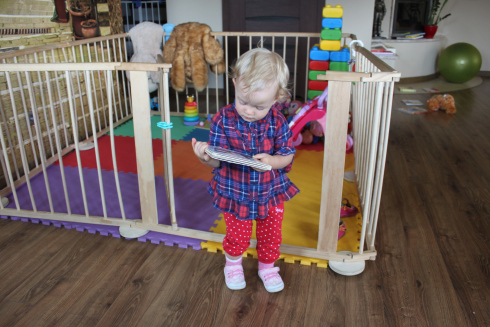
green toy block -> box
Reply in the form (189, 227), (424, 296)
(308, 70), (327, 81)
(307, 89), (324, 100)
(321, 28), (342, 41)
(329, 61), (349, 71)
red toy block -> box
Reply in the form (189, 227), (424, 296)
(309, 60), (330, 71)
(308, 80), (329, 91)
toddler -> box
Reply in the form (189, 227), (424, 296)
(192, 48), (299, 293)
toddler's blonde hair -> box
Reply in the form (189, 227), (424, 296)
(230, 47), (289, 101)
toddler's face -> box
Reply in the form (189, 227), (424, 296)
(233, 78), (278, 122)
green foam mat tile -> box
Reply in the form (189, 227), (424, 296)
(109, 115), (196, 141)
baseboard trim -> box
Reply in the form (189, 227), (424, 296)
(478, 71), (490, 77)
(399, 73), (439, 84)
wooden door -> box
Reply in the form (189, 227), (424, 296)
(222, 0), (325, 100)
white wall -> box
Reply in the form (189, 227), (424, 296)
(378, 0), (489, 72)
(438, 0), (489, 71)
(336, 0), (375, 49)
(165, 0), (222, 32)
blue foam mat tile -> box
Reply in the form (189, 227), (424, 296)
(181, 128), (210, 142)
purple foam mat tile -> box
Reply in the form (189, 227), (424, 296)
(156, 176), (221, 231)
(137, 231), (202, 250)
(4, 164), (220, 247)
(4, 165), (138, 219)
(52, 221), (63, 228)
(71, 223), (121, 238)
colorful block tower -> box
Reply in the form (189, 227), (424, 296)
(307, 4), (350, 100)
(183, 95), (200, 126)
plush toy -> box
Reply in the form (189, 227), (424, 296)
(163, 22), (226, 92)
(309, 120), (323, 137)
(301, 129), (314, 145)
(427, 94), (457, 114)
(126, 22), (164, 93)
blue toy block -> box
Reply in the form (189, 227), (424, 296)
(309, 45), (330, 61)
(330, 47), (350, 62)
(322, 18), (342, 29)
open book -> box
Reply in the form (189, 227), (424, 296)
(395, 107), (429, 115)
(205, 146), (272, 171)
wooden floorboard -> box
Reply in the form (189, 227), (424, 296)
(65, 239), (155, 320)
(0, 78), (489, 326)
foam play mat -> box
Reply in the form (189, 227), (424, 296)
(2, 113), (362, 267)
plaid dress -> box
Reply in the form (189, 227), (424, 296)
(207, 103), (299, 220)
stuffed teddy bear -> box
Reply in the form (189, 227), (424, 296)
(126, 22), (164, 93)
(163, 22), (226, 92)
(427, 94), (457, 114)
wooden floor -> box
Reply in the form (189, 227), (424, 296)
(0, 78), (489, 327)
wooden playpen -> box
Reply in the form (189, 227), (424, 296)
(0, 31), (399, 265)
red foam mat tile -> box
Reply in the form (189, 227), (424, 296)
(54, 135), (175, 174)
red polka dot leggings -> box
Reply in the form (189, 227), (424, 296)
(222, 203), (284, 264)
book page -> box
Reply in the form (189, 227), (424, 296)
(205, 146), (272, 170)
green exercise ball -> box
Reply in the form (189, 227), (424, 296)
(438, 43), (482, 83)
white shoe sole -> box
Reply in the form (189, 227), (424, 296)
(263, 281), (284, 293)
(226, 281), (246, 290)
(224, 267), (246, 290)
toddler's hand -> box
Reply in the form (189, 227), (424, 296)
(192, 138), (211, 162)
(252, 153), (273, 172)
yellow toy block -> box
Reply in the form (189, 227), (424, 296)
(320, 39), (341, 51)
(323, 5), (343, 18)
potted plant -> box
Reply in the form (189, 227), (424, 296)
(68, 1), (92, 38)
(81, 19), (99, 38)
(425, 0), (451, 39)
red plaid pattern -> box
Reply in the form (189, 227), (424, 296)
(207, 103), (299, 220)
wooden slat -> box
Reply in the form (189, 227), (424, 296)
(318, 71), (400, 82)
(317, 80), (352, 253)
(117, 62), (171, 72)
(0, 208), (133, 226)
(0, 33), (130, 60)
(129, 70), (158, 225)
(133, 221), (375, 262)
(0, 62), (121, 71)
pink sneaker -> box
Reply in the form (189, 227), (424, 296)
(224, 266), (246, 290)
(258, 267), (284, 293)
(340, 199), (358, 218)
